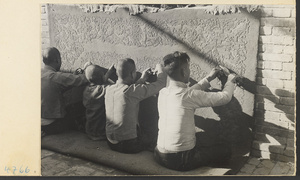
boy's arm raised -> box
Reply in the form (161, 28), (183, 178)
(104, 64), (116, 84)
(189, 74), (237, 108)
(128, 64), (167, 100)
(190, 67), (222, 91)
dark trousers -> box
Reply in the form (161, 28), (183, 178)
(107, 138), (144, 154)
(107, 95), (159, 154)
(154, 143), (231, 171)
(41, 118), (66, 135)
(41, 102), (86, 135)
(138, 95), (159, 151)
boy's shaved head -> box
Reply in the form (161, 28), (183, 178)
(116, 58), (136, 79)
(42, 47), (60, 65)
(163, 51), (190, 82)
(85, 65), (104, 85)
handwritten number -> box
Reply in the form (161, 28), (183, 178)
(25, 166), (30, 173)
(4, 166), (9, 173)
(4, 166), (30, 174)
(12, 166), (16, 174)
(19, 166), (24, 173)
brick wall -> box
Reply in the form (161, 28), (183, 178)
(252, 4), (296, 162)
(41, 5), (50, 51)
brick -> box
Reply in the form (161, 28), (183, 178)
(274, 89), (294, 97)
(254, 109), (264, 118)
(280, 113), (295, 122)
(42, 44), (49, 50)
(270, 119), (290, 129)
(262, 44), (284, 54)
(260, 18), (295, 27)
(271, 104), (294, 114)
(256, 85), (273, 95)
(273, 27), (295, 36)
(280, 114), (295, 122)
(41, 14), (48, 20)
(248, 158), (261, 166)
(252, 149), (279, 160)
(264, 61), (282, 70)
(239, 164), (256, 174)
(258, 44), (265, 52)
(287, 138), (295, 147)
(283, 46), (295, 55)
(252, 141), (283, 154)
(42, 39), (50, 45)
(282, 63), (295, 72)
(260, 159), (276, 169)
(254, 132), (287, 146)
(259, 53), (293, 62)
(256, 77), (266, 85)
(283, 36), (295, 46)
(255, 125), (294, 138)
(291, 9), (295, 18)
(41, 25), (49, 31)
(255, 94), (279, 104)
(279, 97), (295, 106)
(258, 70), (292, 80)
(288, 123), (295, 131)
(255, 117), (290, 130)
(260, 26), (272, 35)
(269, 162), (292, 175)
(283, 83), (295, 91)
(272, 9), (291, 18)
(276, 154), (294, 162)
(283, 147), (295, 157)
(42, 20), (48, 26)
(42, 31), (50, 38)
(259, 36), (282, 44)
(257, 60), (264, 69)
(252, 166), (272, 175)
(266, 79), (284, 88)
(264, 111), (281, 120)
(260, 8), (273, 17)
(41, 7), (46, 14)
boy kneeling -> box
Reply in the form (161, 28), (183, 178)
(154, 51), (237, 171)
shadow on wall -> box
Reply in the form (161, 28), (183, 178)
(229, 76), (295, 160)
(135, 12), (219, 67)
(189, 76), (254, 173)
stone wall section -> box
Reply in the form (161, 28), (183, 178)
(252, 5), (296, 162)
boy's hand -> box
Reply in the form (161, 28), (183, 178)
(104, 64), (116, 83)
(141, 68), (152, 80)
(83, 61), (93, 70)
(206, 67), (222, 82)
(107, 64), (116, 75)
(74, 68), (84, 75)
(219, 65), (230, 76)
(154, 63), (164, 74)
(228, 74), (238, 83)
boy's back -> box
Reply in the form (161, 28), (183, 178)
(82, 64), (115, 140)
(83, 84), (106, 140)
(105, 76), (166, 142)
(105, 59), (166, 153)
